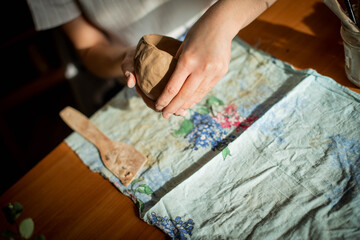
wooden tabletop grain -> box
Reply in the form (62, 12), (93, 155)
(1, 0), (359, 239)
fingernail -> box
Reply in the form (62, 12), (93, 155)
(128, 78), (135, 88)
(155, 104), (164, 111)
(163, 112), (171, 119)
(175, 108), (185, 116)
(178, 109), (188, 117)
(180, 109), (188, 117)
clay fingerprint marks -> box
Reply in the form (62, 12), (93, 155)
(104, 143), (147, 186)
(134, 34), (182, 100)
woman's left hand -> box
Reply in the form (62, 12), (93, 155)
(154, 0), (277, 119)
(154, 6), (232, 118)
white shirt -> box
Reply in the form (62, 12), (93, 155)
(26, 0), (216, 46)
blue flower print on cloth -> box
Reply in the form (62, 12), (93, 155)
(150, 212), (194, 240)
(185, 112), (227, 150)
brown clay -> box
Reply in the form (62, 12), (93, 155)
(134, 34), (182, 101)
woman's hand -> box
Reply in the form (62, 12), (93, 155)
(121, 47), (136, 88)
(155, 19), (232, 118)
(155, 0), (277, 119)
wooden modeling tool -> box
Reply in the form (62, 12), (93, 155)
(60, 106), (146, 186)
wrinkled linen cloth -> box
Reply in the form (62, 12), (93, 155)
(65, 38), (360, 239)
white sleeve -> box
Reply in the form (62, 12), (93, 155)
(26, 0), (81, 30)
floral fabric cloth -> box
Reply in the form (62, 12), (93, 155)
(65, 38), (360, 239)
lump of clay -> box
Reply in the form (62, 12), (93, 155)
(134, 34), (182, 101)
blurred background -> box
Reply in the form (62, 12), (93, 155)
(0, 0), (121, 194)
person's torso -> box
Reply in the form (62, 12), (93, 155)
(78, 0), (215, 46)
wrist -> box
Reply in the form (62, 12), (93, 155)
(208, 0), (277, 41)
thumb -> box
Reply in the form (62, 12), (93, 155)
(125, 71), (136, 88)
(121, 50), (136, 88)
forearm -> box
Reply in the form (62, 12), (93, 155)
(77, 44), (129, 79)
(62, 15), (132, 79)
(202, 0), (277, 41)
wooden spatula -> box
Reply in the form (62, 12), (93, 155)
(60, 106), (146, 186)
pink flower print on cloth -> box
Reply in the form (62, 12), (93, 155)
(213, 104), (245, 128)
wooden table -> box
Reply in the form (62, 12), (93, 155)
(1, 0), (359, 239)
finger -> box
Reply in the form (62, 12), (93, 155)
(121, 48), (136, 75)
(122, 51), (136, 88)
(174, 108), (188, 117)
(175, 43), (183, 59)
(121, 47), (136, 70)
(161, 72), (206, 118)
(185, 61), (228, 108)
(155, 60), (191, 111)
(122, 55), (135, 73)
(167, 44), (184, 111)
(184, 75), (222, 110)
